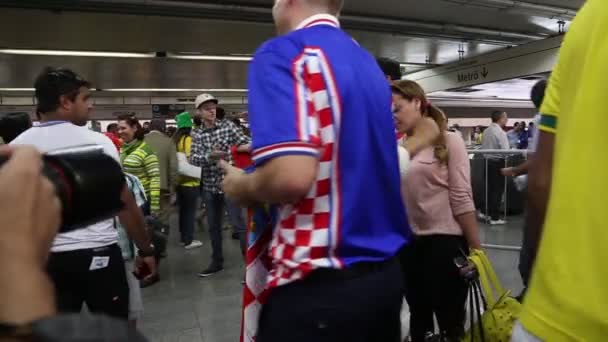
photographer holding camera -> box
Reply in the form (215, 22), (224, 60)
(0, 145), (147, 341)
(10, 67), (157, 320)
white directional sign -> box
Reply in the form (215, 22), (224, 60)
(407, 36), (563, 92)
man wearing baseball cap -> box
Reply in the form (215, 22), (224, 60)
(189, 93), (250, 277)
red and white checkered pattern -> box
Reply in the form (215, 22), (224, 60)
(266, 47), (344, 289)
(241, 206), (274, 342)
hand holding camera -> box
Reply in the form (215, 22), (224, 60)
(0, 146), (62, 264)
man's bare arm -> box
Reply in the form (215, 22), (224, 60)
(238, 155), (318, 204)
(524, 131), (555, 262)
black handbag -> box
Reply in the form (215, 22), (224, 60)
(145, 215), (168, 257)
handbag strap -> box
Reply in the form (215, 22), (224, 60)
(469, 253), (497, 307)
(469, 250), (507, 308)
(473, 280), (486, 342)
(477, 250), (506, 296)
(469, 283), (476, 342)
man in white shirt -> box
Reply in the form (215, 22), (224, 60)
(480, 110), (510, 225)
(11, 67), (156, 320)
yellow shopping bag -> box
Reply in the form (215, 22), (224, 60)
(463, 250), (522, 342)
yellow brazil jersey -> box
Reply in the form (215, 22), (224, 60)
(520, 0), (608, 340)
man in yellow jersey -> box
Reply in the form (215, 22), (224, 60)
(513, 0), (608, 340)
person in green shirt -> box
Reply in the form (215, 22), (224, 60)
(117, 114), (161, 217)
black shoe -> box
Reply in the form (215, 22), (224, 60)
(198, 265), (223, 277)
(231, 232), (240, 240)
(140, 274), (160, 288)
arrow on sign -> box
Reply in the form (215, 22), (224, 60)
(481, 67), (489, 78)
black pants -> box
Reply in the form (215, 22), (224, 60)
(401, 235), (468, 342)
(486, 159), (506, 220)
(518, 212), (536, 298)
(47, 244), (129, 320)
(177, 185), (200, 245)
(203, 191), (225, 267)
(257, 259), (403, 342)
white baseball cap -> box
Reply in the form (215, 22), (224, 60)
(194, 93), (218, 109)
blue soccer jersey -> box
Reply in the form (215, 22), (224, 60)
(248, 14), (410, 288)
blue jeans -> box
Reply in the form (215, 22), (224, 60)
(177, 186), (199, 245)
(226, 198), (246, 234)
(204, 192), (225, 267)
(226, 197), (247, 256)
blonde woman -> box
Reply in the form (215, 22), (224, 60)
(392, 80), (481, 342)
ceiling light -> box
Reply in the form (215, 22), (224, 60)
(101, 88), (248, 92)
(0, 88), (35, 91)
(0, 49), (156, 58)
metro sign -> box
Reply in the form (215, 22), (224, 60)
(407, 36), (563, 92)
(457, 67), (489, 83)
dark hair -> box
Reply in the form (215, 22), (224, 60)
(530, 79), (547, 109)
(106, 123), (118, 133)
(391, 80), (448, 164)
(216, 107), (226, 121)
(149, 119), (166, 133)
(0, 112), (32, 143)
(491, 110), (505, 123)
(173, 127), (192, 146)
(377, 57), (402, 81)
(166, 126), (176, 137)
(34, 67), (91, 114)
(117, 114), (145, 140)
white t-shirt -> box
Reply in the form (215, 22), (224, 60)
(529, 114), (541, 153)
(11, 121), (120, 252)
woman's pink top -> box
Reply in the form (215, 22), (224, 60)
(402, 131), (475, 236)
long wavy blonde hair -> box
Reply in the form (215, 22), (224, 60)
(392, 80), (448, 164)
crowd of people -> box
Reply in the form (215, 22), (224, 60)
(0, 0), (606, 341)
(0, 68), (252, 330)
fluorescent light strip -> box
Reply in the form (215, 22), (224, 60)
(0, 49), (253, 61)
(0, 88), (248, 92)
(102, 88), (248, 92)
(0, 49), (156, 58)
(167, 53), (252, 61)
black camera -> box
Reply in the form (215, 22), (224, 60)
(0, 146), (125, 232)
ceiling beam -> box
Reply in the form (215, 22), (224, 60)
(0, 0), (547, 44)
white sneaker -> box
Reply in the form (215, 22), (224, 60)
(489, 219), (506, 225)
(477, 212), (489, 221)
(185, 240), (203, 249)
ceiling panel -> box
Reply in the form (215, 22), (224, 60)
(0, 8), (506, 65)
(171, 0), (582, 33)
(0, 0), (582, 91)
(0, 54), (249, 90)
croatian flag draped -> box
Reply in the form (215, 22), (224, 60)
(240, 203), (277, 342)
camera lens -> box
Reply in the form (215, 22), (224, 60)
(42, 152), (125, 232)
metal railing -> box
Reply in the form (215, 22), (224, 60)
(467, 149), (529, 252)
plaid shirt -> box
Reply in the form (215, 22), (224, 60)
(190, 119), (250, 194)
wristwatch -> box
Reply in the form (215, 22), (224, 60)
(137, 243), (156, 257)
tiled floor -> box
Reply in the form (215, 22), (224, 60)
(140, 213), (526, 342)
